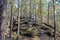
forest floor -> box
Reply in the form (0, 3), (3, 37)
(4, 16), (60, 40)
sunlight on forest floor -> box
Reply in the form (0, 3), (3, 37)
(32, 36), (40, 40)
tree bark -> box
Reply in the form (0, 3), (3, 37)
(53, 0), (56, 40)
(0, 0), (5, 39)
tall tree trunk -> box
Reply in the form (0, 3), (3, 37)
(47, 3), (49, 24)
(17, 0), (20, 40)
(0, 0), (5, 40)
(53, 0), (56, 40)
(29, 0), (32, 18)
(40, 0), (42, 23)
(10, 0), (13, 39)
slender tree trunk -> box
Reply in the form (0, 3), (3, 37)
(40, 0), (42, 23)
(21, 0), (23, 16)
(10, 0), (13, 39)
(29, 0), (32, 18)
(17, 0), (20, 40)
(0, 0), (5, 40)
(47, 3), (49, 24)
(53, 0), (56, 40)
